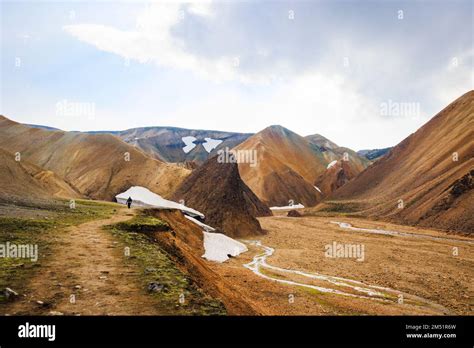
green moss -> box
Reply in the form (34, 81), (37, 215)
(307, 201), (368, 217)
(113, 215), (170, 233)
(104, 216), (226, 316)
(259, 267), (291, 280)
(319, 202), (358, 213)
(0, 201), (225, 315)
(300, 287), (366, 315)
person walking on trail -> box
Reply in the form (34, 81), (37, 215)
(126, 197), (133, 209)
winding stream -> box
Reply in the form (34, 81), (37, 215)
(242, 240), (449, 313)
(330, 221), (474, 245)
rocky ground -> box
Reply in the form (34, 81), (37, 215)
(209, 214), (473, 315)
(1, 200), (472, 316)
(0, 201), (225, 315)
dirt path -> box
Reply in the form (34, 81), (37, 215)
(8, 208), (162, 315)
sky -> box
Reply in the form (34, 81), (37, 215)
(1, 0), (472, 150)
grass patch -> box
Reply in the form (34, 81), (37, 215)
(113, 215), (169, 233)
(0, 199), (118, 306)
(307, 201), (368, 216)
(259, 267), (291, 281)
(300, 287), (366, 315)
(104, 214), (226, 316)
(318, 202), (360, 213)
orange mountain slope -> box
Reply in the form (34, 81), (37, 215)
(0, 148), (81, 203)
(0, 116), (190, 201)
(314, 159), (362, 196)
(331, 90), (474, 233)
(234, 125), (368, 206)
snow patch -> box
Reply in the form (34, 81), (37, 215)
(115, 186), (204, 218)
(202, 137), (223, 153)
(183, 213), (247, 263)
(181, 136), (197, 153)
(184, 215), (215, 232)
(314, 186), (322, 193)
(270, 204), (305, 210)
(202, 232), (248, 263)
(327, 160), (338, 169)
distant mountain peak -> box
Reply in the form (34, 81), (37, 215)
(305, 134), (339, 150)
(262, 124), (293, 134)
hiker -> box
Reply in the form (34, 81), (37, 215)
(126, 197), (132, 209)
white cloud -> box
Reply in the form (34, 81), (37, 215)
(187, 0), (215, 17)
(164, 71), (411, 149)
(434, 49), (474, 105)
(55, 0), (472, 150)
(63, 1), (260, 83)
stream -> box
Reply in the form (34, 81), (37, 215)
(242, 240), (449, 313)
(330, 221), (473, 245)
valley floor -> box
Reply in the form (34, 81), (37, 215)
(1, 202), (472, 316)
(209, 215), (473, 315)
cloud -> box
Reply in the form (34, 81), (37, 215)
(5, 0), (470, 150)
(187, 0), (215, 17)
(164, 71), (408, 149)
(433, 49), (474, 105)
(63, 1), (261, 83)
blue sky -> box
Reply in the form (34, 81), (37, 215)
(1, 0), (472, 150)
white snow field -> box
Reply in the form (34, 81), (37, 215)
(270, 204), (305, 210)
(185, 216), (247, 262)
(327, 160), (338, 169)
(116, 186), (248, 263)
(202, 232), (248, 263)
(184, 215), (216, 232)
(115, 186), (204, 218)
(202, 137), (223, 153)
(314, 186), (322, 193)
(181, 136), (197, 153)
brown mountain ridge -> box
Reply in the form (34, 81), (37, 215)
(0, 116), (189, 201)
(330, 90), (474, 233)
(0, 148), (81, 203)
(234, 125), (369, 206)
(172, 153), (272, 237)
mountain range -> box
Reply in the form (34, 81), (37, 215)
(234, 125), (370, 206)
(1, 90), (472, 234)
(0, 116), (189, 201)
(92, 126), (252, 165)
